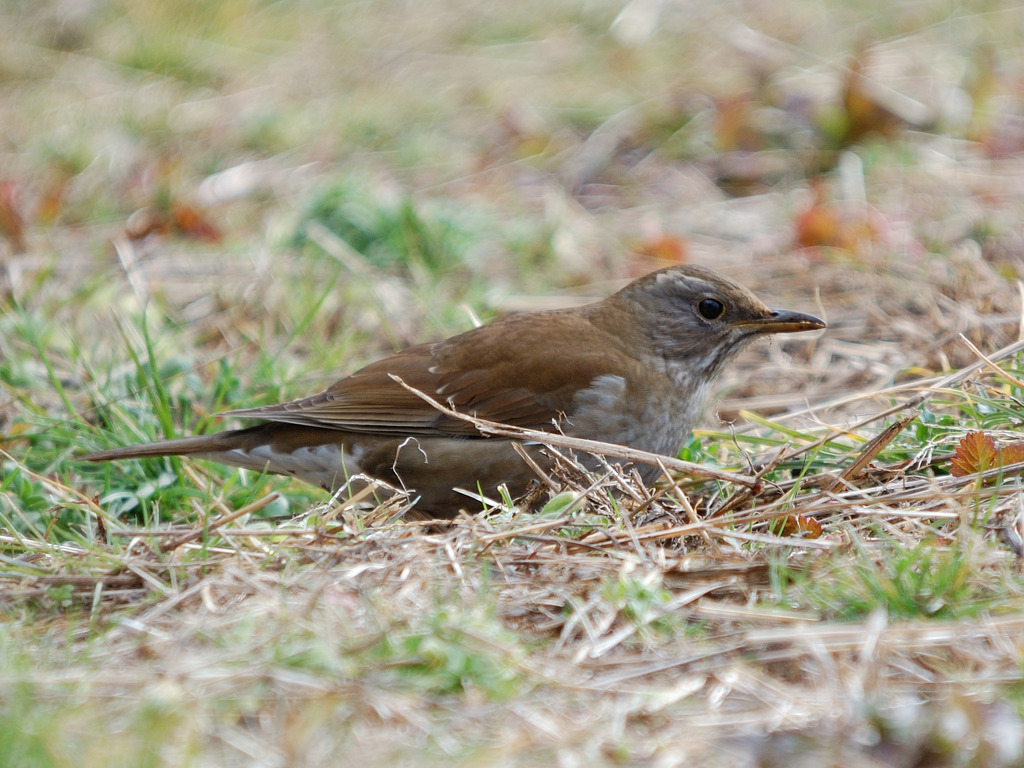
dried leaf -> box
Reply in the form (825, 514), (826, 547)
(998, 442), (1024, 468)
(126, 201), (224, 243)
(633, 235), (688, 264)
(839, 51), (914, 144)
(778, 515), (823, 539)
(171, 202), (222, 242)
(794, 193), (842, 249)
(714, 95), (762, 153)
(951, 431), (999, 477)
(35, 172), (70, 224)
(0, 180), (26, 251)
(842, 72), (899, 143)
(794, 179), (882, 253)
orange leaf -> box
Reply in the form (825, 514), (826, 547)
(795, 204), (845, 249)
(794, 179), (882, 253)
(998, 442), (1024, 468)
(778, 514), (823, 539)
(634, 235), (688, 264)
(171, 203), (222, 242)
(950, 431), (999, 477)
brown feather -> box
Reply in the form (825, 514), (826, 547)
(220, 309), (652, 437)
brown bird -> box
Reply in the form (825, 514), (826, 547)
(83, 265), (824, 517)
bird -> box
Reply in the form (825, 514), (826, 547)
(83, 265), (825, 517)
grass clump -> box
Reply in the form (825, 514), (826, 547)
(773, 533), (1013, 622)
(295, 182), (473, 277)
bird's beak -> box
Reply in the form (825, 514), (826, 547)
(739, 309), (827, 334)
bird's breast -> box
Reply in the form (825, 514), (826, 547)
(567, 372), (710, 457)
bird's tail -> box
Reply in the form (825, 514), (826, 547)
(81, 428), (262, 462)
(81, 424), (355, 493)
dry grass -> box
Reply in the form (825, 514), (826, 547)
(3, 436), (1024, 765)
(3, 0), (1024, 765)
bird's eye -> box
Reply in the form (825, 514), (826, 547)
(697, 297), (725, 320)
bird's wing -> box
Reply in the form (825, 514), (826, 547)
(220, 311), (643, 437)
